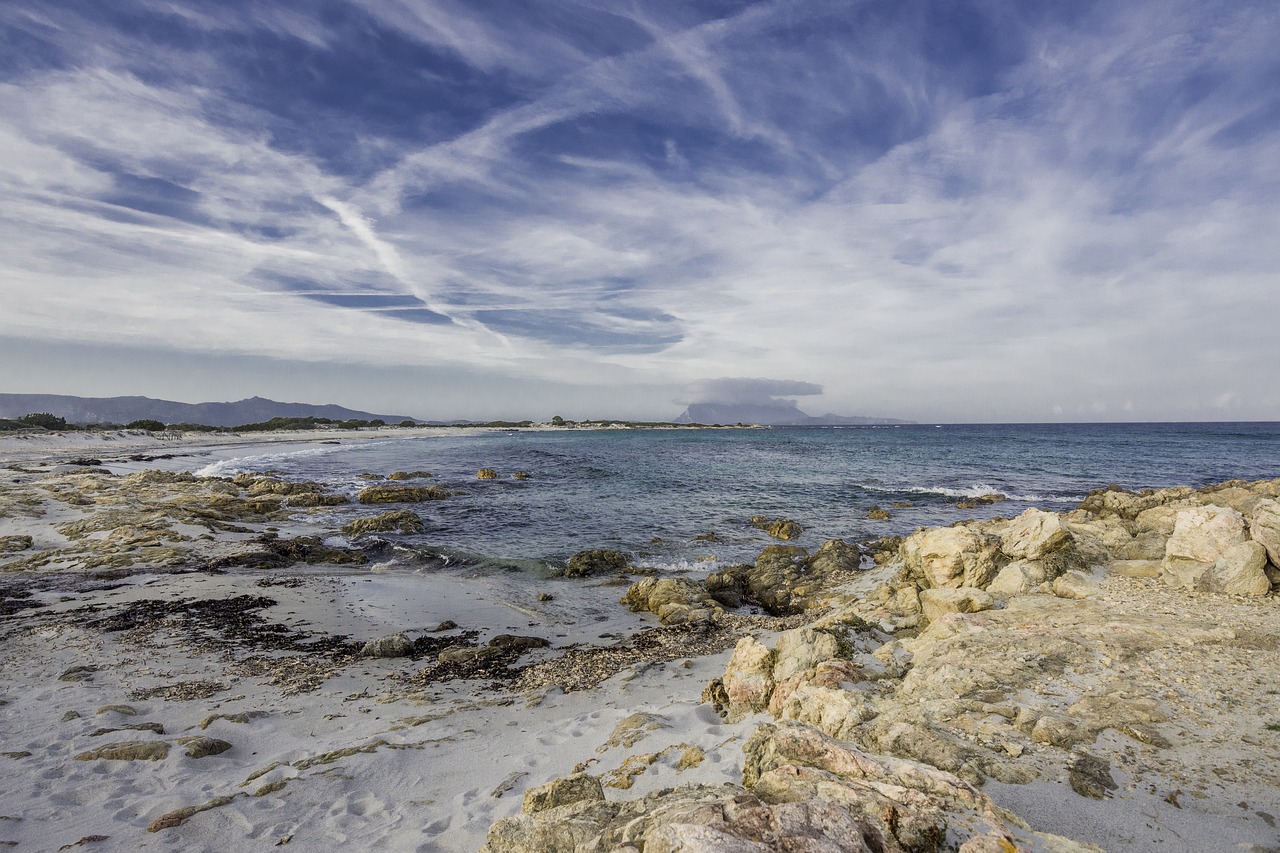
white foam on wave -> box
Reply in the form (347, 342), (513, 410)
(634, 556), (724, 575)
(193, 446), (341, 478)
(856, 482), (1078, 503)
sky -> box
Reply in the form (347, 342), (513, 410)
(2, 0), (1278, 423)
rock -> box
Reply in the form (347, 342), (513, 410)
(286, 492), (349, 507)
(704, 566), (748, 608)
(1249, 499), (1280, 565)
(919, 587), (995, 622)
(621, 577), (717, 625)
(1165, 505), (1248, 564)
(356, 485), (449, 504)
(0, 535), (33, 553)
(808, 538), (861, 576)
(900, 526), (1004, 590)
(74, 740), (169, 761)
(774, 683), (877, 740)
(955, 492), (1007, 509)
(709, 637), (775, 722)
(476, 468), (499, 480)
(1051, 570), (1101, 599)
(1107, 559), (1162, 578)
(867, 506), (891, 520)
(522, 773), (605, 813)
(362, 633), (414, 658)
(1212, 542), (1271, 596)
(513, 471), (532, 480)
(750, 516), (803, 540)
(387, 470), (432, 480)
(1001, 509), (1072, 560)
(1030, 714), (1084, 748)
(177, 736), (232, 758)
(721, 538), (861, 615)
(483, 720), (1101, 853)
(1163, 507), (1270, 595)
(771, 627), (841, 682)
(489, 634), (551, 651)
(1067, 753), (1117, 799)
(564, 549), (628, 577)
(59, 665), (97, 682)
(438, 646), (501, 665)
(601, 713), (669, 750)
(342, 509), (425, 536)
(987, 560), (1050, 596)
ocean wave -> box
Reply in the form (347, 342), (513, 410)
(193, 446), (342, 478)
(855, 482), (1080, 503)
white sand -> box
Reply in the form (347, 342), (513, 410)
(0, 431), (777, 850)
(0, 566), (774, 852)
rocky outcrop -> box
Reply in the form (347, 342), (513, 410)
(481, 722), (1101, 853)
(621, 577), (719, 625)
(1162, 506), (1271, 595)
(899, 526), (1004, 590)
(708, 539), (862, 615)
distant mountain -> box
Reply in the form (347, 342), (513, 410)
(674, 401), (913, 426)
(0, 394), (417, 427)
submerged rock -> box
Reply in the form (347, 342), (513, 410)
(356, 484), (449, 504)
(342, 509), (425, 536)
(750, 516), (804, 540)
(563, 549), (629, 578)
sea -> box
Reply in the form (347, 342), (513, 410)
(190, 422), (1280, 579)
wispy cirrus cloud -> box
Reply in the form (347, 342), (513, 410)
(1, 0), (1278, 420)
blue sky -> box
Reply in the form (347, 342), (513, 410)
(2, 0), (1278, 421)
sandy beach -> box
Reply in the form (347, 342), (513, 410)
(2, 429), (1278, 852)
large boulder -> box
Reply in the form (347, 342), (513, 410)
(1249, 498), (1280, 566)
(1161, 506), (1268, 594)
(706, 637), (775, 723)
(900, 526), (1004, 590)
(1211, 542), (1271, 596)
(1000, 509), (1071, 559)
(621, 577), (718, 625)
(1164, 505), (1248, 563)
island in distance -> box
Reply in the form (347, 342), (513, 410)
(674, 400), (914, 426)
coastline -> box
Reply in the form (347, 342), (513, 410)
(1, 431), (1278, 851)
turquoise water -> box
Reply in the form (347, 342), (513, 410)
(194, 423), (1280, 573)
